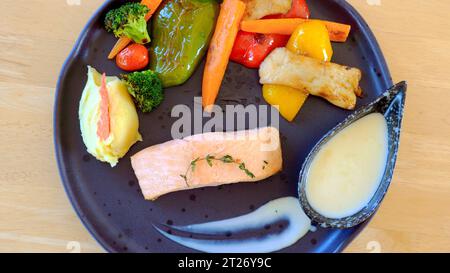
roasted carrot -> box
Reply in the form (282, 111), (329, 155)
(108, 38), (132, 60)
(107, 0), (162, 59)
(241, 18), (351, 42)
(142, 0), (162, 21)
(202, 0), (246, 111)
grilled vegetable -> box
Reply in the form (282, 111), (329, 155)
(202, 0), (246, 111)
(230, 32), (289, 69)
(262, 84), (308, 122)
(121, 70), (164, 113)
(286, 20), (333, 62)
(279, 0), (310, 19)
(116, 44), (149, 71)
(108, 0), (162, 59)
(241, 18), (351, 42)
(104, 3), (151, 44)
(230, 0), (309, 68)
(149, 0), (219, 87)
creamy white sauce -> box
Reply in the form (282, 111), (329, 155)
(305, 113), (388, 219)
(155, 197), (311, 253)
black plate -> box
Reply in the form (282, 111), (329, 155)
(54, 0), (393, 253)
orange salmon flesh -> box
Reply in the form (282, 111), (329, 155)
(131, 127), (283, 200)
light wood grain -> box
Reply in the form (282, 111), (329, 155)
(0, 0), (449, 253)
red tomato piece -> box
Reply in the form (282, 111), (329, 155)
(116, 44), (149, 72)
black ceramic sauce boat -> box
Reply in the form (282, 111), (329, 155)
(298, 81), (407, 228)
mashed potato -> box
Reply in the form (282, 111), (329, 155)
(79, 66), (142, 167)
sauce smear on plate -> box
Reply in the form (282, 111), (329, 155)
(155, 197), (312, 253)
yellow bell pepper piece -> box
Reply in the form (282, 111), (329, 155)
(286, 20), (333, 62)
(262, 84), (309, 122)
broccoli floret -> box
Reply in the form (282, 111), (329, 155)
(122, 70), (164, 113)
(105, 3), (150, 44)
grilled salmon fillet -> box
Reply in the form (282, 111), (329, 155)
(131, 127), (282, 200)
(259, 47), (362, 110)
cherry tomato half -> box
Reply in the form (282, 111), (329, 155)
(116, 44), (149, 71)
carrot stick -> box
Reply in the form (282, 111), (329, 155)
(202, 0), (246, 111)
(142, 0), (162, 21)
(241, 18), (351, 42)
(107, 0), (162, 59)
(108, 38), (132, 60)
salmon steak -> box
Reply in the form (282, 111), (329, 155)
(131, 127), (283, 200)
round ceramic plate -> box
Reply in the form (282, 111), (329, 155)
(54, 0), (393, 252)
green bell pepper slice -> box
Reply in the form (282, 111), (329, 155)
(149, 0), (219, 88)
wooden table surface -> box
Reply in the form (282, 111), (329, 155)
(1, 0), (449, 253)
